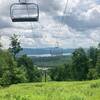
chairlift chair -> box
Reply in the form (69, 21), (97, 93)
(50, 41), (63, 56)
(50, 47), (63, 56)
(10, 1), (39, 22)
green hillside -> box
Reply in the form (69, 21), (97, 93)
(0, 80), (100, 100)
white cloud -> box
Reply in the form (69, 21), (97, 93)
(0, 36), (10, 49)
(0, 0), (100, 48)
(80, 5), (100, 21)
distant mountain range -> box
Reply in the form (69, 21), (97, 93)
(18, 48), (75, 56)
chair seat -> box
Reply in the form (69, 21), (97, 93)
(12, 17), (38, 22)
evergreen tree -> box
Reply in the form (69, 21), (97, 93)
(9, 34), (22, 59)
(71, 48), (89, 80)
(0, 37), (2, 50)
(50, 64), (71, 81)
(0, 51), (28, 86)
(96, 43), (100, 77)
(17, 55), (42, 82)
(88, 47), (98, 68)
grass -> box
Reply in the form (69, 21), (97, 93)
(0, 80), (100, 100)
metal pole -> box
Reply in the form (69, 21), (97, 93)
(44, 70), (47, 82)
(19, 0), (27, 3)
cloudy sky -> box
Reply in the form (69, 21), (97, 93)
(0, 0), (100, 49)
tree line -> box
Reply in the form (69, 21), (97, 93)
(0, 34), (100, 86)
(50, 44), (100, 81)
(0, 34), (42, 86)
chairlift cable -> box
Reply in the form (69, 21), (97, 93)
(57, 0), (70, 45)
(24, 0), (40, 39)
(24, 0), (34, 33)
(58, 0), (69, 30)
(56, 0), (69, 39)
(62, 0), (69, 20)
(50, 0), (70, 56)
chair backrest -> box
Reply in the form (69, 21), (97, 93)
(10, 3), (39, 22)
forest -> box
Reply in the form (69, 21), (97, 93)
(0, 34), (100, 86)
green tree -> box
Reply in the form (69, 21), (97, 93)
(50, 64), (71, 81)
(0, 43), (2, 48)
(87, 68), (98, 80)
(71, 48), (89, 80)
(88, 47), (98, 68)
(0, 51), (28, 86)
(17, 55), (42, 82)
(0, 38), (2, 50)
(9, 34), (22, 59)
(96, 43), (100, 77)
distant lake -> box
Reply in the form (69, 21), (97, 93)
(27, 53), (72, 57)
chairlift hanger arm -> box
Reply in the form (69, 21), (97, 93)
(19, 0), (27, 3)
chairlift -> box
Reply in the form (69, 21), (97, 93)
(50, 47), (63, 56)
(50, 41), (63, 56)
(10, 0), (39, 22)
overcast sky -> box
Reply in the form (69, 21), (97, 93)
(0, 0), (100, 49)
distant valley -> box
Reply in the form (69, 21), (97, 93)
(18, 48), (75, 57)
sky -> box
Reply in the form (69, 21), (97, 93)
(0, 0), (100, 49)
